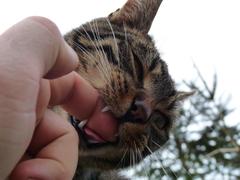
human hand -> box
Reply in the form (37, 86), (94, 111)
(0, 17), (98, 179)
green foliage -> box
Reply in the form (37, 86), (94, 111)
(134, 69), (240, 179)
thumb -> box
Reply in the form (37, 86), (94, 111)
(0, 16), (79, 80)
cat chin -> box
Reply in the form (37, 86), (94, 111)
(71, 115), (151, 169)
(79, 128), (153, 169)
(77, 141), (145, 170)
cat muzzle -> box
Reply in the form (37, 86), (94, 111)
(70, 98), (119, 145)
(119, 99), (152, 124)
(70, 97), (152, 145)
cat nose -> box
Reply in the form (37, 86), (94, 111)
(119, 99), (152, 124)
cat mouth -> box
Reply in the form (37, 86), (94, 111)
(72, 98), (119, 145)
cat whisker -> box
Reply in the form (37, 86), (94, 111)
(129, 149), (132, 168)
(74, 22), (122, 97)
(145, 145), (153, 154)
(145, 144), (171, 178)
(132, 145), (147, 178)
(152, 140), (178, 177)
(123, 148), (128, 168)
(71, 41), (100, 72)
(159, 159), (170, 178)
(130, 148), (135, 168)
(71, 40), (109, 85)
(95, 19), (121, 94)
(137, 148), (143, 163)
(90, 25), (111, 83)
(134, 148), (137, 167)
(133, 142), (137, 163)
(128, 149), (132, 168)
(163, 144), (193, 178)
(152, 150), (173, 178)
(116, 149), (128, 169)
(151, 139), (162, 148)
(80, 25), (112, 86)
(92, 20), (116, 92)
(71, 37), (91, 57)
(151, 137), (181, 178)
(106, 18), (120, 67)
(84, 23), (102, 55)
(136, 144), (150, 178)
(71, 35), (98, 63)
(132, 149), (135, 168)
(134, 142), (143, 163)
(96, 38), (112, 72)
(150, 140), (177, 175)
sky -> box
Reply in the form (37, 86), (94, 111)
(0, 0), (240, 126)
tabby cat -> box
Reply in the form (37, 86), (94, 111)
(64, 0), (192, 179)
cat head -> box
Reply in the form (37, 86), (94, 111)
(65, 0), (192, 170)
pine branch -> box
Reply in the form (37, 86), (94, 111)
(207, 147), (240, 157)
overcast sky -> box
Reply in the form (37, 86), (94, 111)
(1, 0), (239, 125)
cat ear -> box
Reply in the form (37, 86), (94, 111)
(108, 0), (163, 34)
(174, 91), (196, 102)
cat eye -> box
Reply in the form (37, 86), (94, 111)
(149, 111), (169, 129)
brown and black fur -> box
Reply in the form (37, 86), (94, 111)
(64, 0), (192, 179)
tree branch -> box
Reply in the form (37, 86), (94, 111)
(207, 147), (240, 157)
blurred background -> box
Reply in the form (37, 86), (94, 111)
(1, 0), (240, 179)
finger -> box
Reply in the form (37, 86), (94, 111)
(49, 72), (99, 120)
(10, 159), (69, 180)
(0, 16), (78, 178)
(0, 16), (78, 80)
(11, 109), (78, 180)
(36, 79), (50, 124)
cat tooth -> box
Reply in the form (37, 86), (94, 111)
(101, 106), (110, 113)
(78, 120), (87, 129)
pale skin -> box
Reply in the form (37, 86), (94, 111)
(0, 17), (99, 179)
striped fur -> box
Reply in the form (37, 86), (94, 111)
(63, 0), (192, 178)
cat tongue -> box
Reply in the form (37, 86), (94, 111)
(83, 99), (118, 143)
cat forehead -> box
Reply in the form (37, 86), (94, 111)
(70, 18), (166, 77)
(82, 19), (173, 91)
(80, 18), (159, 57)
